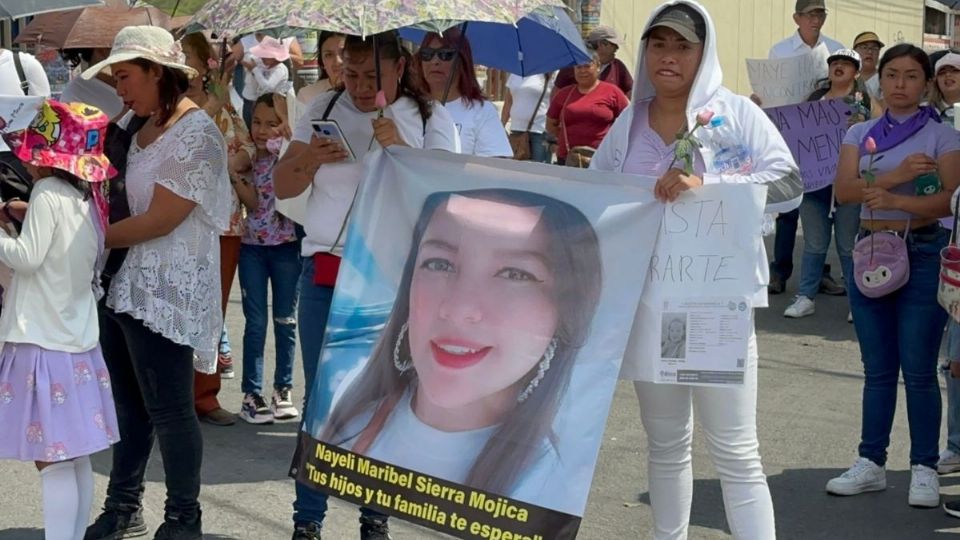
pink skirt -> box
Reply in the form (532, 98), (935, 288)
(0, 342), (119, 462)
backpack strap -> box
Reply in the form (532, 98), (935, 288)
(321, 88), (345, 121)
(12, 51), (29, 95)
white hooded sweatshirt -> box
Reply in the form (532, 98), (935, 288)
(591, 0), (802, 380)
(591, 0), (802, 304)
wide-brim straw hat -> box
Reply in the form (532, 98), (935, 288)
(81, 25), (197, 80)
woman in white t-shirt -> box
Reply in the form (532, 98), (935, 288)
(501, 73), (553, 163)
(274, 30), (458, 539)
(297, 31), (346, 111)
(417, 29), (512, 158)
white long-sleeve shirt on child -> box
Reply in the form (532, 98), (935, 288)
(243, 57), (290, 100)
(0, 177), (100, 352)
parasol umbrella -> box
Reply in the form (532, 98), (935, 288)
(179, 0), (570, 40)
(0, 0), (103, 20)
(398, 6), (588, 76)
(14, 0), (173, 49)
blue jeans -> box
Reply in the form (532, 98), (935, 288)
(797, 187), (860, 299)
(238, 242), (300, 395)
(944, 321), (960, 454)
(849, 225), (949, 468)
(510, 130), (550, 164)
(770, 208), (799, 281)
(219, 326), (231, 356)
(292, 255), (385, 526)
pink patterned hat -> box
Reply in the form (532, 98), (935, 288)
(3, 100), (117, 183)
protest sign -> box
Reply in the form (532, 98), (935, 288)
(746, 45), (829, 107)
(0, 96), (44, 135)
(292, 148), (661, 538)
(619, 183), (768, 385)
(764, 98), (853, 192)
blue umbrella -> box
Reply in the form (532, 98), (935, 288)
(399, 6), (589, 76)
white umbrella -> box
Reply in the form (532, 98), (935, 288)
(1, 0), (103, 20)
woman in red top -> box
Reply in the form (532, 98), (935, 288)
(546, 48), (629, 166)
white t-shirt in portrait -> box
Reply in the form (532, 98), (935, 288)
(505, 73), (551, 134)
(444, 98), (512, 157)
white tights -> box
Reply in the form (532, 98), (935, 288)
(633, 333), (775, 540)
(39, 455), (93, 540)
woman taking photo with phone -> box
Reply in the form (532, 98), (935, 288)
(274, 30), (458, 540)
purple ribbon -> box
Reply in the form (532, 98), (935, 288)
(860, 106), (942, 156)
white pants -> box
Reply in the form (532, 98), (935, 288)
(633, 332), (776, 540)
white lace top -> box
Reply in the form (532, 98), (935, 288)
(107, 111), (232, 373)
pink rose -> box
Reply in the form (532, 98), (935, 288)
(864, 136), (877, 154)
(375, 90), (387, 110)
(696, 109), (715, 126)
(207, 58), (219, 70)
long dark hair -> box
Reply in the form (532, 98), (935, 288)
(128, 58), (190, 126)
(417, 28), (486, 105)
(343, 31), (432, 123)
(322, 188), (603, 495)
(318, 31), (345, 83)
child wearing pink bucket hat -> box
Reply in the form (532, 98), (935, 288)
(0, 99), (119, 540)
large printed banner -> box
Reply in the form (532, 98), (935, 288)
(764, 98), (854, 193)
(619, 183), (768, 386)
(292, 148), (661, 539)
(746, 44), (829, 108)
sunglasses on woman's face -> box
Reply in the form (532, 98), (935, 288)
(419, 47), (458, 62)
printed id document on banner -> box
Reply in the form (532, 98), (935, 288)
(656, 297), (751, 385)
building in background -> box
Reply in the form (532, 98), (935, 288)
(598, 0), (924, 96)
(924, 0), (960, 51)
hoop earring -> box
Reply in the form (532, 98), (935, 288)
(517, 338), (558, 404)
(393, 322), (412, 372)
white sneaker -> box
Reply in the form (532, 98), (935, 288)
(826, 457), (886, 495)
(909, 464), (940, 507)
(240, 393), (275, 425)
(271, 387), (300, 420)
(784, 296), (815, 318)
(938, 449), (960, 475)
(847, 311), (853, 323)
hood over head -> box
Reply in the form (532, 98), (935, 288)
(633, 0), (721, 123)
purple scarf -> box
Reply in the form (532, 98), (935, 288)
(859, 106), (942, 156)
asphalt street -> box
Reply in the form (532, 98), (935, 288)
(2, 243), (960, 539)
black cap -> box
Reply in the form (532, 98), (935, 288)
(642, 4), (707, 44)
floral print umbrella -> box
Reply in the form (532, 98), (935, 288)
(178, 0), (569, 38)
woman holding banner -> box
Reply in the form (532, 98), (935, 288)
(590, 1), (802, 538)
(274, 30), (458, 540)
(783, 49), (869, 320)
(319, 188), (602, 515)
(831, 43), (960, 509)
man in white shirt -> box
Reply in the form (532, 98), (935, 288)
(764, 0), (845, 296)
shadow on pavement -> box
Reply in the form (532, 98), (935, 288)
(631, 469), (960, 540)
(0, 529), (41, 539)
(88, 419), (302, 486)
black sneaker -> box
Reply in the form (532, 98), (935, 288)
(292, 522), (322, 540)
(768, 274), (785, 295)
(84, 508), (148, 540)
(945, 499), (960, 518)
(153, 514), (201, 540)
(359, 515), (391, 540)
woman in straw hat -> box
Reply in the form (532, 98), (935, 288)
(80, 26), (232, 540)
